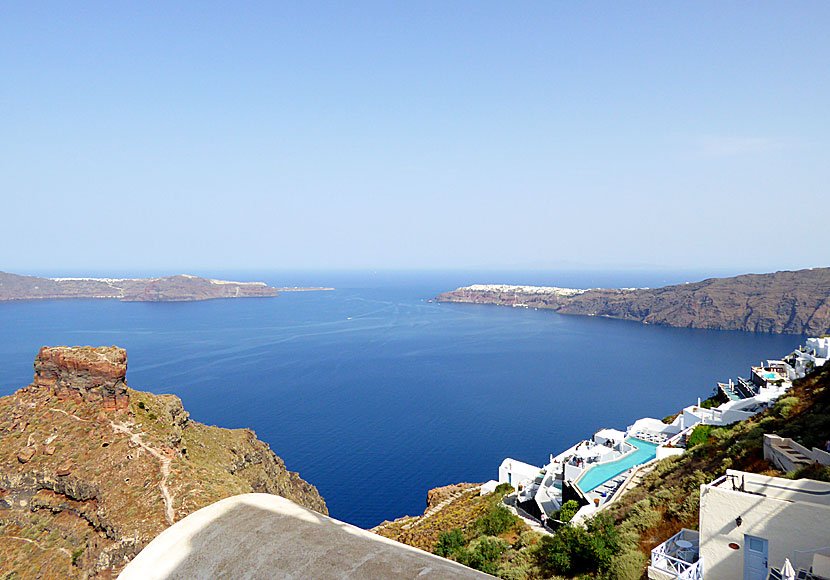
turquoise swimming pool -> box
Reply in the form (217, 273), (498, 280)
(576, 438), (659, 493)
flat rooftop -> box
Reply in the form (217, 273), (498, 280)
(710, 470), (830, 507)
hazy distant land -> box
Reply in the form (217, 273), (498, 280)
(436, 268), (830, 335)
(0, 271), (332, 302)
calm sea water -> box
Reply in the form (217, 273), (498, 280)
(0, 270), (802, 528)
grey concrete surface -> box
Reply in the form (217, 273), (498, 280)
(117, 493), (495, 579)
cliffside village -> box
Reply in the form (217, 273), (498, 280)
(496, 337), (830, 580)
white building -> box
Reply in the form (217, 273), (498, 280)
(807, 337), (830, 359)
(784, 337), (830, 379)
(649, 471), (830, 580)
(627, 417), (681, 444)
(499, 458), (542, 489)
(679, 398), (766, 430)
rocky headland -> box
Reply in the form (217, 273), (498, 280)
(436, 267), (830, 334)
(0, 346), (326, 579)
(0, 271), (310, 302)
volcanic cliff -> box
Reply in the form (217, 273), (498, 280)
(0, 346), (326, 579)
(436, 267), (830, 335)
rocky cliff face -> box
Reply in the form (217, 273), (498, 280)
(32, 346), (129, 410)
(436, 268), (830, 335)
(0, 347), (326, 579)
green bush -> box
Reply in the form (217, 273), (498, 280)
(137, 401), (146, 410)
(494, 482), (515, 495)
(496, 548), (536, 580)
(790, 463), (830, 482)
(687, 425), (713, 447)
(608, 548), (648, 580)
(538, 514), (619, 577)
(620, 500), (659, 532)
(71, 547), (85, 566)
(710, 427), (731, 441)
(513, 530), (541, 550)
(653, 456), (680, 477)
(683, 470), (708, 492)
(435, 528), (467, 558)
(466, 537), (508, 575)
(477, 504), (518, 536)
(774, 396), (800, 419)
(559, 500), (580, 523)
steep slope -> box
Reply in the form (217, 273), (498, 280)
(436, 267), (830, 334)
(0, 346), (325, 579)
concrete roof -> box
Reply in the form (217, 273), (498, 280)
(117, 493), (495, 580)
(594, 428), (626, 439)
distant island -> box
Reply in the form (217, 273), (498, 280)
(436, 267), (830, 334)
(0, 271), (333, 302)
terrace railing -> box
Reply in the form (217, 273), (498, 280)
(794, 547), (830, 579)
(651, 529), (700, 578)
(665, 425), (696, 448)
(678, 560), (703, 580)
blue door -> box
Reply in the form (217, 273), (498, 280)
(744, 535), (768, 580)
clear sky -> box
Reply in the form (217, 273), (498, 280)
(2, 2), (828, 274)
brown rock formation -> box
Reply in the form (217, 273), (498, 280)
(0, 347), (327, 579)
(32, 346), (129, 410)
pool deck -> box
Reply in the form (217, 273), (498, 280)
(575, 437), (659, 493)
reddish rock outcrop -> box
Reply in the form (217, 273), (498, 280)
(17, 447), (36, 463)
(31, 346), (129, 410)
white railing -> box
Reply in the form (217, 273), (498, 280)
(794, 546), (830, 577)
(651, 529), (700, 577)
(665, 425), (695, 448)
(706, 474), (731, 488)
(678, 559), (703, 580)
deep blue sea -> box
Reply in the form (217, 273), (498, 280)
(0, 270), (803, 528)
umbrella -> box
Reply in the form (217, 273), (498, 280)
(782, 558), (796, 580)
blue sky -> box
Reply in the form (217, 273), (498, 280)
(2, 2), (828, 274)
